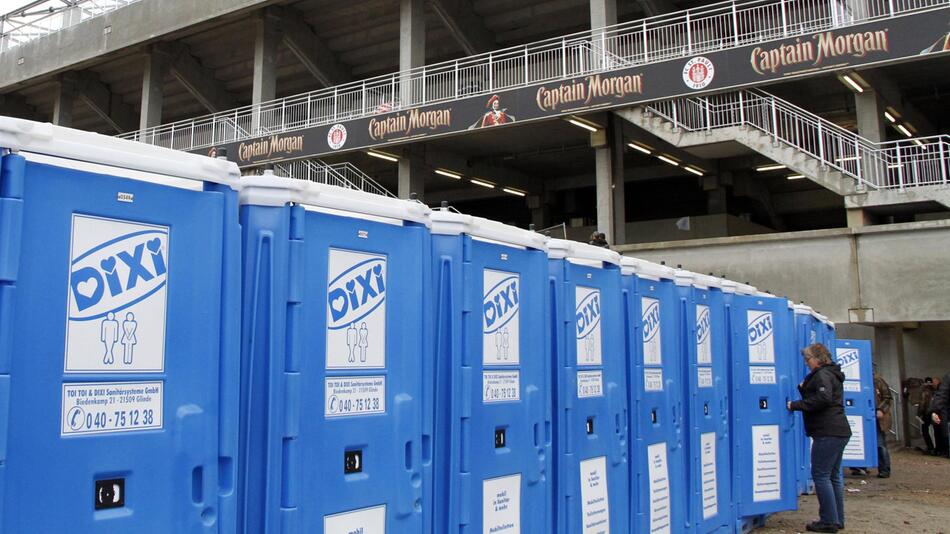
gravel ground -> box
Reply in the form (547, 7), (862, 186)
(758, 448), (950, 533)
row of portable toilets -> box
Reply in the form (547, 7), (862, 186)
(0, 118), (878, 533)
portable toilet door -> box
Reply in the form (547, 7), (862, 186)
(0, 118), (241, 533)
(836, 339), (878, 469)
(549, 240), (629, 534)
(728, 287), (798, 526)
(792, 305), (820, 495)
(676, 272), (732, 534)
(238, 175), (431, 534)
(429, 209), (551, 534)
(620, 257), (683, 534)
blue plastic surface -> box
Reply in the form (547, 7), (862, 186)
(430, 231), (550, 534)
(550, 257), (629, 534)
(623, 271), (684, 534)
(792, 310), (820, 495)
(675, 280), (733, 534)
(238, 203), (430, 534)
(728, 293), (798, 526)
(0, 153), (239, 533)
(836, 339), (878, 469)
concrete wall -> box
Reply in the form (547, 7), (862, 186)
(564, 213), (772, 244)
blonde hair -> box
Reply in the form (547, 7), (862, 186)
(802, 343), (833, 365)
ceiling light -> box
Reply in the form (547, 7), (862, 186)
(884, 111), (897, 123)
(628, 142), (651, 154)
(896, 124), (913, 137)
(683, 166), (704, 176)
(567, 118), (599, 132)
(887, 163), (901, 169)
(367, 150), (398, 162)
(470, 178), (495, 189)
(841, 74), (864, 93)
(755, 163), (786, 172)
(656, 154), (679, 166)
(502, 187), (526, 197)
(787, 174), (805, 180)
(913, 139), (927, 149)
(435, 169), (462, 179)
(835, 156), (859, 162)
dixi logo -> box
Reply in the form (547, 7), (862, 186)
(837, 349), (860, 367)
(642, 300), (661, 342)
(484, 276), (519, 333)
(69, 230), (168, 321)
(327, 257), (386, 329)
(697, 306), (711, 345)
(748, 312), (773, 345)
(576, 291), (601, 340)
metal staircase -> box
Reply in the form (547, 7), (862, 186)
(622, 89), (950, 208)
(272, 159), (395, 197)
(121, 0), (949, 153)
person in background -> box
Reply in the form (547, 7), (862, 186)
(588, 231), (609, 248)
(919, 377), (938, 455)
(932, 372), (950, 458)
(788, 343), (852, 533)
(874, 367), (893, 478)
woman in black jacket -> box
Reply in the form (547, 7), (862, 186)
(788, 343), (852, 533)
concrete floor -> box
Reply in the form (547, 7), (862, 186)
(759, 448), (950, 533)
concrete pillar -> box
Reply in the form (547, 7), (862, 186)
(846, 207), (874, 228)
(252, 11), (281, 132)
(399, 0), (425, 106)
(528, 194), (551, 230)
(704, 176), (728, 214)
(398, 148), (426, 201)
(855, 90), (886, 143)
(52, 74), (76, 127)
(139, 49), (168, 136)
(592, 117), (625, 245)
(590, 0), (617, 69)
(874, 325), (909, 446)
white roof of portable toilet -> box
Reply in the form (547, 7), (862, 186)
(547, 239), (621, 266)
(734, 282), (759, 296)
(0, 117), (241, 190)
(793, 303), (815, 315)
(240, 171), (431, 225)
(619, 256), (675, 280)
(429, 208), (547, 251)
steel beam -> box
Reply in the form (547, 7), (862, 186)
(428, 0), (495, 55)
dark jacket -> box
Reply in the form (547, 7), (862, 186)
(790, 363), (852, 438)
(918, 384), (936, 419)
(932, 373), (950, 421)
(874, 374), (893, 433)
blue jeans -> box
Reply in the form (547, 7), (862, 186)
(811, 436), (849, 526)
(877, 429), (891, 475)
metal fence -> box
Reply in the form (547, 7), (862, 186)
(121, 0), (950, 152)
(273, 159), (394, 197)
(645, 89), (950, 191)
(1, 0), (140, 52)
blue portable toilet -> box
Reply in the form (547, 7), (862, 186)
(0, 118), (241, 532)
(727, 284), (798, 530)
(619, 257), (684, 534)
(548, 240), (629, 534)
(429, 209), (551, 534)
(673, 270), (733, 534)
(238, 174), (431, 534)
(792, 304), (820, 495)
(836, 339), (878, 469)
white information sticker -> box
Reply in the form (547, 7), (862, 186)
(843, 415), (866, 462)
(577, 370), (604, 398)
(483, 474), (522, 534)
(61, 381), (163, 436)
(647, 442), (672, 534)
(484, 270), (521, 366)
(697, 367), (713, 389)
(65, 215), (169, 373)
(324, 504), (386, 534)
(644, 367), (664, 392)
(747, 310), (775, 364)
(700, 432), (719, 519)
(836, 348), (861, 382)
(641, 297), (662, 366)
(576, 287), (603, 366)
(483, 371), (521, 404)
(325, 376), (386, 418)
(843, 381), (861, 393)
(579, 456), (611, 534)
(696, 304), (712, 365)
(751, 425), (782, 502)
(326, 249), (387, 370)
(749, 366), (777, 385)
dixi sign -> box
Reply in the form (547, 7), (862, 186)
(484, 275), (519, 334)
(327, 257), (387, 329)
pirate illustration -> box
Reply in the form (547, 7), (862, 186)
(468, 95), (516, 129)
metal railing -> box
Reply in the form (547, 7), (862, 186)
(122, 0), (949, 152)
(644, 89), (950, 190)
(273, 159), (395, 197)
(1, 0), (140, 52)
